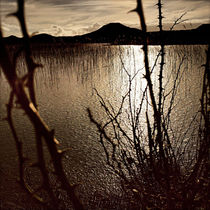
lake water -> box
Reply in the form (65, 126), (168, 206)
(0, 44), (207, 209)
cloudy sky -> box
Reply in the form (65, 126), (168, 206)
(0, 0), (209, 37)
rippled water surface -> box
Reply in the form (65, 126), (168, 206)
(0, 44), (207, 208)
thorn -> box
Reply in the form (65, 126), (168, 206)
(6, 12), (18, 18)
(58, 147), (72, 157)
(57, 149), (63, 154)
(156, 3), (163, 7)
(57, 150), (66, 159)
(50, 129), (60, 144)
(35, 63), (43, 68)
(32, 62), (43, 70)
(128, 8), (137, 13)
(54, 138), (59, 145)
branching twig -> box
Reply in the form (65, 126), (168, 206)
(0, 1), (83, 209)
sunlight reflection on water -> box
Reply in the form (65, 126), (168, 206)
(0, 44), (207, 207)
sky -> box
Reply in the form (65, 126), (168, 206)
(0, 0), (209, 37)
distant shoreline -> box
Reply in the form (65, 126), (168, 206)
(3, 23), (210, 45)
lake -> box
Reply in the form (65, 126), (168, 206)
(0, 44), (207, 209)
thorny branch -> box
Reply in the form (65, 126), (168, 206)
(88, 0), (210, 209)
(0, 0), (83, 209)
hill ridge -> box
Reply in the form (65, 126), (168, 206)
(3, 23), (210, 45)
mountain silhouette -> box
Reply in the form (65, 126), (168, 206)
(3, 23), (210, 45)
(80, 23), (143, 43)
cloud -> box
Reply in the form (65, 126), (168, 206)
(77, 23), (101, 35)
(0, 0), (209, 37)
(163, 0), (210, 24)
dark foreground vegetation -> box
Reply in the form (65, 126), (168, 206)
(88, 1), (210, 208)
(0, 0), (209, 209)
